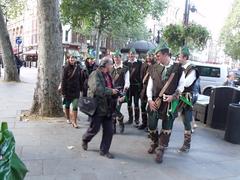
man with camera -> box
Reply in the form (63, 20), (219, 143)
(82, 57), (119, 159)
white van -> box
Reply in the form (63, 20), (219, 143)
(191, 61), (229, 96)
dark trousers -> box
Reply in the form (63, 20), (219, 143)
(82, 115), (113, 153)
(182, 109), (192, 131)
(127, 85), (140, 108)
(148, 108), (176, 132)
(141, 99), (148, 125)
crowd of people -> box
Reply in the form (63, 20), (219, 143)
(60, 41), (200, 163)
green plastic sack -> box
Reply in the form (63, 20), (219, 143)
(0, 122), (28, 180)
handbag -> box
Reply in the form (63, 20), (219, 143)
(78, 97), (97, 116)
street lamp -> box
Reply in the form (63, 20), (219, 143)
(156, 30), (160, 44)
(183, 0), (197, 26)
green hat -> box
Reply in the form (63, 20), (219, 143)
(70, 51), (79, 57)
(113, 49), (122, 57)
(181, 46), (190, 56)
(147, 49), (155, 55)
(129, 48), (136, 54)
(155, 41), (169, 54)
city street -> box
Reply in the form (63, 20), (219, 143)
(1, 68), (240, 180)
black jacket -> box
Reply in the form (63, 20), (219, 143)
(62, 63), (83, 100)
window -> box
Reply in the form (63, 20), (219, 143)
(65, 30), (69, 42)
(20, 26), (23, 35)
(16, 27), (19, 35)
(196, 66), (221, 78)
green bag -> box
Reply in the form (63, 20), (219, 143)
(0, 122), (28, 180)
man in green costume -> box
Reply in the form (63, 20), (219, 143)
(123, 48), (142, 126)
(110, 50), (130, 133)
(146, 42), (185, 163)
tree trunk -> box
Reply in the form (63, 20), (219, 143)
(95, 29), (102, 64)
(31, 0), (63, 117)
(0, 7), (20, 82)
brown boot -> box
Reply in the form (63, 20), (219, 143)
(125, 106), (133, 124)
(155, 132), (171, 163)
(71, 111), (79, 129)
(159, 131), (171, 148)
(148, 131), (158, 154)
(178, 132), (191, 153)
(134, 107), (140, 126)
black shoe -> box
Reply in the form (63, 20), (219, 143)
(133, 124), (139, 128)
(138, 124), (147, 130)
(82, 141), (88, 151)
(100, 151), (114, 159)
(144, 127), (149, 133)
(125, 120), (133, 125)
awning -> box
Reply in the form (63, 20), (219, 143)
(23, 49), (38, 55)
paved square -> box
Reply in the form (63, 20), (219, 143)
(1, 68), (240, 180)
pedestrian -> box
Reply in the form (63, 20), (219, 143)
(110, 50), (130, 134)
(123, 48), (142, 127)
(178, 47), (199, 151)
(146, 42), (185, 163)
(223, 72), (237, 87)
(138, 49), (155, 130)
(191, 77), (201, 131)
(85, 55), (98, 75)
(61, 54), (84, 128)
(82, 57), (119, 159)
(15, 55), (23, 75)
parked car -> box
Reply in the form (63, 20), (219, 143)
(191, 61), (229, 96)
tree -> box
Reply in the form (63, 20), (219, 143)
(61, 0), (167, 63)
(220, 0), (240, 60)
(30, 0), (63, 117)
(0, 0), (25, 81)
(109, 18), (151, 48)
(163, 23), (210, 55)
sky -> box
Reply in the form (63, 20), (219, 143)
(147, 0), (235, 40)
(189, 0), (234, 39)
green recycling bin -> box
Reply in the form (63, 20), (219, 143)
(0, 122), (28, 180)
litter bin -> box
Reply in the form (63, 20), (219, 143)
(207, 87), (240, 130)
(224, 103), (240, 144)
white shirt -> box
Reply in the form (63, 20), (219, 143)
(128, 58), (138, 63)
(182, 61), (197, 88)
(114, 62), (130, 89)
(147, 63), (186, 101)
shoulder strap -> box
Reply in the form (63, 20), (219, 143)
(158, 72), (176, 98)
(67, 65), (78, 81)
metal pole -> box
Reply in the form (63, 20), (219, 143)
(183, 0), (189, 26)
(18, 44), (20, 58)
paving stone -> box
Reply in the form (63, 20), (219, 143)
(1, 68), (240, 180)
(24, 160), (43, 176)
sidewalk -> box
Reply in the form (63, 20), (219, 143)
(1, 68), (240, 180)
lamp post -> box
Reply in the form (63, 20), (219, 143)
(156, 30), (160, 44)
(183, 0), (197, 26)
